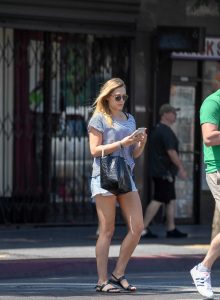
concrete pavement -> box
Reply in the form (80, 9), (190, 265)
(0, 224), (219, 279)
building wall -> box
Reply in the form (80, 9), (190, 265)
(0, 0), (140, 35)
(0, 0), (219, 223)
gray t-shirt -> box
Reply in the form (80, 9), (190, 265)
(88, 112), (136, 177)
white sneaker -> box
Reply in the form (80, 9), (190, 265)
(190, 265), (214, 299)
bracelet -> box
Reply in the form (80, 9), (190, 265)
(119, 141), (123, 149)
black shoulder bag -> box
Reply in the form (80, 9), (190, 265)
(100, 147), (132, 195)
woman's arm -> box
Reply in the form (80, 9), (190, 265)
(89, 127), (121, 157)
(89, 127), (142, 157)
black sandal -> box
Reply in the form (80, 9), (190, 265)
(109, 273), (136, 292)
(95, 280), (120, 293)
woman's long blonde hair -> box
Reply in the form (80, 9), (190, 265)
(92, 78), (126, 126)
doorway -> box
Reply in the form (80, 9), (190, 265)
(170, 60), (201, 223)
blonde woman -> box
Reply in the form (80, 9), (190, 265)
(88, 78), (147, 293)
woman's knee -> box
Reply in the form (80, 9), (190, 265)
(128, 221), (144, 238)
(136, 221), (145, 236)
(100, 224), (115, 239)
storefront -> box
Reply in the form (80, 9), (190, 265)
(170, 37), (220, 223)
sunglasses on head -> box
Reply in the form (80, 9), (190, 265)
(111, 94), (128, 102)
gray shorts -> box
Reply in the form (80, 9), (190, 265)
(206, 171), (220, 212)
(90, 175), (138, 198)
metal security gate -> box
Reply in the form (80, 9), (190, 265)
(0, 28), (131, 224)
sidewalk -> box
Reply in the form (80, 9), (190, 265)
(0, 224), (219, 279)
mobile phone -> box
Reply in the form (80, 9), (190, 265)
(130, 127), (146, 137)
(137, 127), (146, 133)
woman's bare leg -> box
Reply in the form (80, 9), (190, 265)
(112, 191), (144, 284)
(95, 194), (117, 285)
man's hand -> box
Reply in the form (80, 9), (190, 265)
(178, 167), (187, 180)
(167, 149), (187, 180)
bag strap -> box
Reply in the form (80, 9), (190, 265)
(101, 144), (125, 158)
(102, 146), (105, 157)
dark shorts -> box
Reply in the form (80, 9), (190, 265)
(153, 177), (176, 204)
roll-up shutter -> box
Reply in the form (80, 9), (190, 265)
(0, 0), (140, 36)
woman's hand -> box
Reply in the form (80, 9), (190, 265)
(137, 131), (147, 147)
(121, 129), (147, 148)
(132, 130), (148, 158)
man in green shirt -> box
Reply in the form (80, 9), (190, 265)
(202, 89), (220, 241)
(190, 89), (220, 299)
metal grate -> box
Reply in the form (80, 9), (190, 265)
(0, 28), (131, 224)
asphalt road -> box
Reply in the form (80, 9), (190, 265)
(0, 224), (219, 299)
(0, 271), (220, 300)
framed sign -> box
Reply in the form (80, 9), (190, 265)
(157, 26), (205, 52)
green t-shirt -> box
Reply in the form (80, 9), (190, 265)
(200, 89), (220, 173)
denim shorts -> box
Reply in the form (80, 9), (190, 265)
(91, 174), (138, 198)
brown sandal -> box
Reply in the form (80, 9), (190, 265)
(109, 273), (136, 292)
(95, 280), (120, 293)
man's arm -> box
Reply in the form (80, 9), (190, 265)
(201, 123), (220, 146)
(167, 149), (187, 179)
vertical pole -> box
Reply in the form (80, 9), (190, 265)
(194, 60), (202, 224)
(42, 32), (52, 209)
